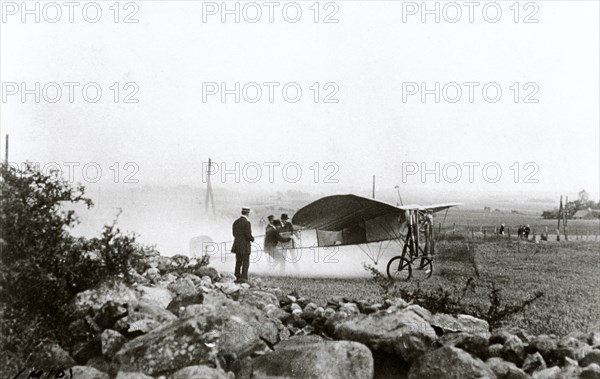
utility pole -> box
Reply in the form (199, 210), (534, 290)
(205, 158), (216, 217)
(564, 196), (568, 240)
(557, 195), (563, 241)
(372, 175), (375, 199)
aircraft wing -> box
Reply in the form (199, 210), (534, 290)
(415, 203), (462, 213)
(292, 194), (403, 231)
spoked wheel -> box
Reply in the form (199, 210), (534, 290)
(386, 256), (412, 281)
(411, 257), (433, 280)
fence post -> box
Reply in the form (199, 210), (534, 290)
(471, 228), (474, 239)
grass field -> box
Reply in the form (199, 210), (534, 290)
(260, 239), (600, 336)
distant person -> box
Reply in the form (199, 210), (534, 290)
(524, 225), (531, 239)
(423, 210), (434, 256)
(280, 214), (294, 233)
(231, 207), (254, 283)
(263, 215), (277, 261)
(498, 223), (505, 235)
(268, 219), (292, 272)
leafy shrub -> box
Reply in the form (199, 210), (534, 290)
(0, 163), (144, 373)
(364, 263), (543, 331)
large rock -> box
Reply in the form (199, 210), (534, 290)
(240, 290), (279, 310)
(439, 332), (489, 360)
(168, 277), (199, 298)
(115, 291), (272, 376)
(430, 313), (490, 339)
(71, 280), (137, 316)
(503, 335), (527, 366)
(580, 364), (600, 379)
(218, 315), (269, 359)
(522, 352), (546, 374)
(130, 300), (178, 323)
(167, 293), (205, 317)
(334, 308), (437, 363)
(169, 365), (231, 379)
(485, 357), (529, 379)
(408, 346), (495, 379)
(250, 336), (374, 379)
(114, 317), (215, 376)
(31, 343), (76, 369)
(115, 372), (154, 379)
(531, 366), (561, 379)
(137, 285), (173, 308)
(100, 329), (126, 359)
(70, 366), (110, 379)
(527, 334), (557, 358)
(581, 350), (600, 367)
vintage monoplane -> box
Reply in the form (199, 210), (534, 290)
(290, 194), (460, 280)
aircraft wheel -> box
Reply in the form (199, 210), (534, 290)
(386, 256), (412, 281)
(412, 257), (433, 280)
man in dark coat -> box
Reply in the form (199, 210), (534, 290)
(231, 207), (254, 283)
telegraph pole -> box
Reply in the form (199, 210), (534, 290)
(372, 175), (375, 199)
(205, 158), (216, 217)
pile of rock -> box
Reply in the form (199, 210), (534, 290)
(28, 259), (600, 379)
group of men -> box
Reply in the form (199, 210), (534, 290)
(230, 207), (296, 283)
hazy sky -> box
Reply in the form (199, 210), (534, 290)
(2, 0), (599, 199)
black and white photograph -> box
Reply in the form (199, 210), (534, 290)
(1, 1), (599, 378)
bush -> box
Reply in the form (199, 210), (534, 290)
(364, 263), (543, 331)
(0, 163), (144, 373)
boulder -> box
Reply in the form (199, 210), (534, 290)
(71, 280), (138, 317)
(31, 343), (76, 369)
(522, 352), (546, 374)
(250, 336), (374, 379)
(589, 332), (600, 347)
(168, 277), (198, 298)
(430, 313), (490, 339)
(85, 356), (116, 376)
(485, 357), (529, 379)
(70, 366), (109, 379)
(581, 350), (600, 367)
(488, 343), (504, 358)
(334, 308), (437, 364)
(218, 315), (269, 359)
(528, 334), (557, 358)
(408, 346), (494, 379)
(239, 290), (279, 310)
(114, 313), (162, 337)
(531, 366), (561, 379)
(169, 365), (231, 379)
(503, 335), (526, 366)
(439, 332), (489, 360)
(195, 266), (220, 282)
(114, 317), (215, 376)
(490, 329), (515, 345)
(129, 301), (178, 323)
(340, 302), (360, 316)
(100, 329), (126, 359)
(94, 301), (129, 329)
(137, 286), (173, 309)
(167, 293), (205, 316)
(580, 364), (600, 379)
(72, 339), (102, 364)
(115, 372), (155, 379)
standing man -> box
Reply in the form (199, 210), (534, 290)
(231, 207), (254, 283)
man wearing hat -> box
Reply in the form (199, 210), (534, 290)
(231, 207), (254, 283)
